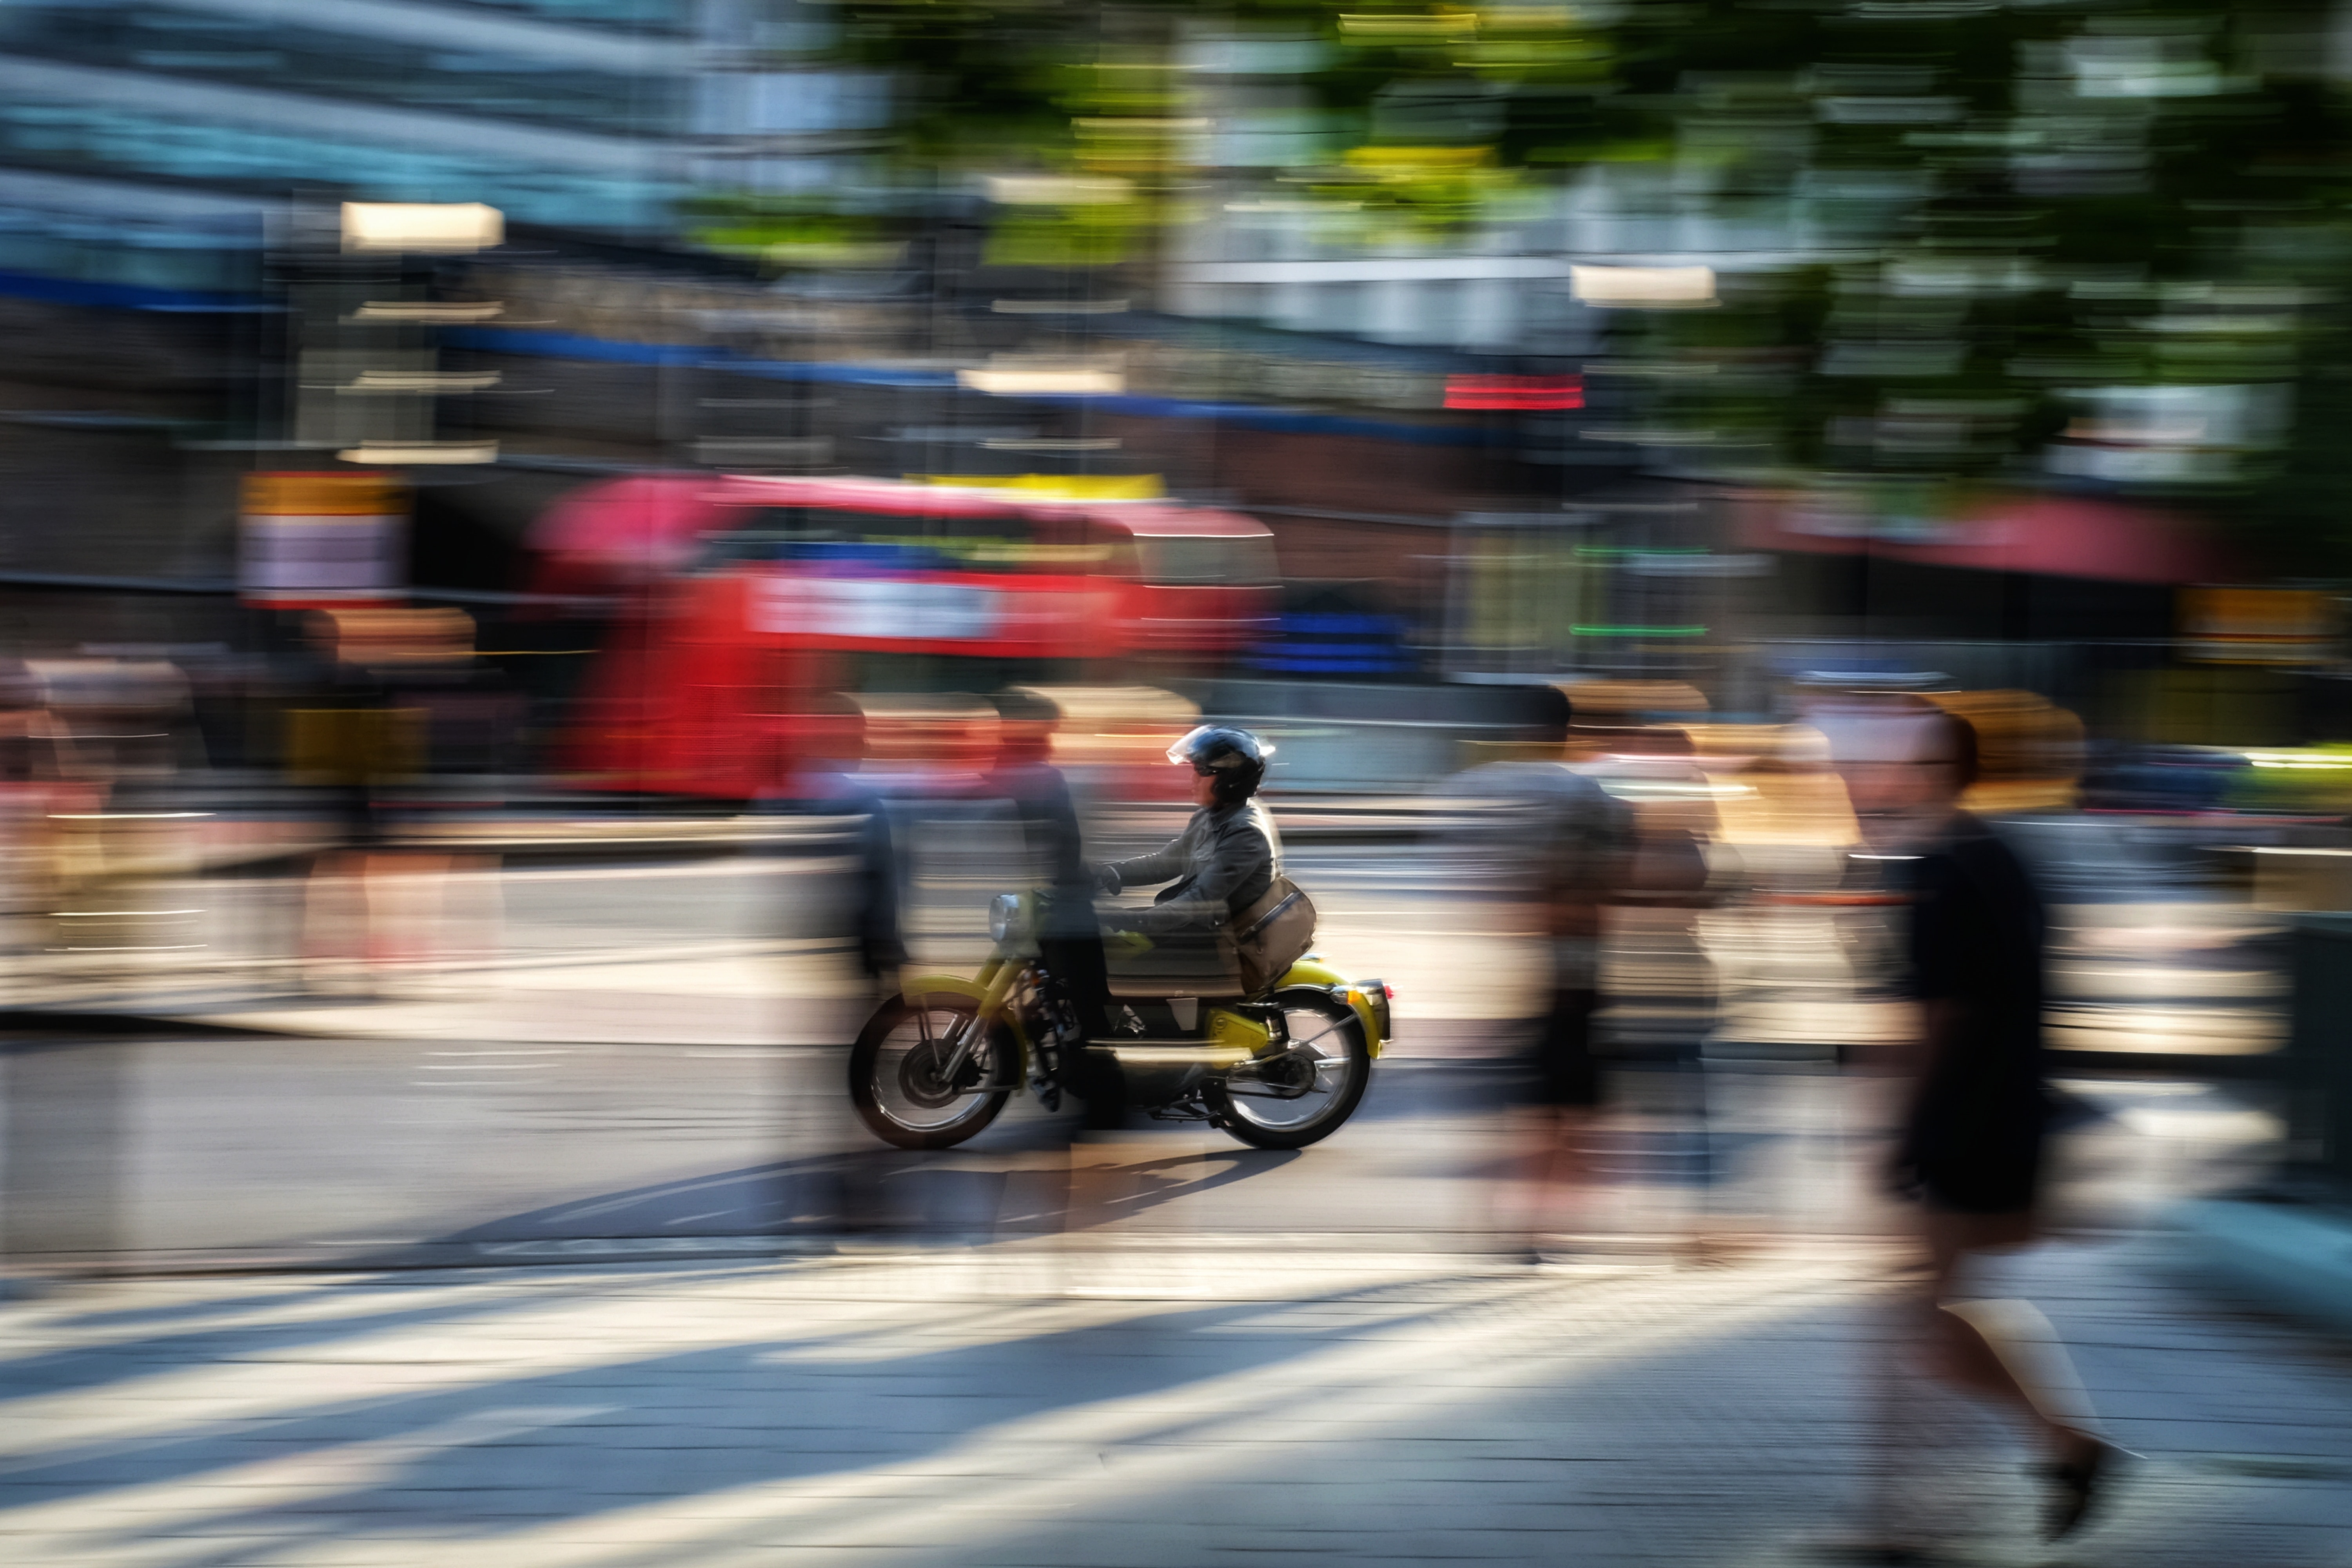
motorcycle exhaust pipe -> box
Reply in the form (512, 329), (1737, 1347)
(1081, 1040), (1254, 1105)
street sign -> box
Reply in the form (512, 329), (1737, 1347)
(2180, 586), (2338, 665)
(238, 472), (408, 609)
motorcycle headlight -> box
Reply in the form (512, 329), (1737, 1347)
(988, 892), (1022, 946)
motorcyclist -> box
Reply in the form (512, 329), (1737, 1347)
(1006, 723), (1270, 1129)
(1089, 725), (1281, 937)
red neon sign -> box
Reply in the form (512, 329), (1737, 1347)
(1443, 374), (1583, 411)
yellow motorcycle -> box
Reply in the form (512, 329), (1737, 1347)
(848, 888), (1388, 1151)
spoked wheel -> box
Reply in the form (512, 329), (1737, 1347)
(1204, 988), (1372, 1151)
(848, 993), (1014, 1150)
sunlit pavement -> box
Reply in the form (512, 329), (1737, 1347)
(0, 840), (2291, 1268)
(4, 826), (2336, 1563)
(2, 1236), (2348, 1568)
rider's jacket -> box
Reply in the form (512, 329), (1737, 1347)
(1102, 799), (1283, 934)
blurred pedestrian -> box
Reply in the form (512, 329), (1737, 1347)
(774, 699), (904, 1000)
(760, 700), (907, 1238)
(284, 612), (432, 990)
(1831, 702), (2124, 1549)
(985, 688), (1118, 1126)
(1437, 690), (1634, 1259)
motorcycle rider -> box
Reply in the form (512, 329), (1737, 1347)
(1090, 725), (1281, 940)
(1009, 723), (1270, 1132)
(1074, 725), (1281, 1027)
(1059, 724), (1275, 1178)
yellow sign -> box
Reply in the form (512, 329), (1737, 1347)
(2180, 587), (2338, 665)
(912, 474), (1163, 501)
(241, 472), (408, 516)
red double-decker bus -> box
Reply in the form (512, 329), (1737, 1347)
(539, 474), (1278, 799)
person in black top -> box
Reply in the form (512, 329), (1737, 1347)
(1900, 807), (2048, 1216)
(1834, 702), (2123, 1545)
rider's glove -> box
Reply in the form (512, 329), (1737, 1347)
(1089, 862), (1122, 895)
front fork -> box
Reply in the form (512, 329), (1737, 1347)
(924, 957), (1020, 1088)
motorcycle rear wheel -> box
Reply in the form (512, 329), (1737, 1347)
(849, 993), (1014, 1150)
(1204, 989), (1371, 1151)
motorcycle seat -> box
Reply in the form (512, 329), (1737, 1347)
(1103, 929), (1246, 999)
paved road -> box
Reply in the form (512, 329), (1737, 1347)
(0, 1029), (2281, 1272)
(3, 826), (2337, 1566)
(1, 837), (2292, 1269)
(2, 1237), (2348, 1567)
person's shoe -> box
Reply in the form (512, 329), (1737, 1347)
(2044, 1433), (2131, 1540)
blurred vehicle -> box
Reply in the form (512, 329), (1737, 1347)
(537, 475), (1278, 799)
(2079, 743), (2252, 815)
(848, 883), (1389, 1152)
(2212, 744), (2352, 818)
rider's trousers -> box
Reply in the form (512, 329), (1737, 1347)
(1038, 933), (1124, 1126)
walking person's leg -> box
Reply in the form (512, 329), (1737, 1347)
(1841, 1209), (2118, 1562)
(1520, 987), (1604, 1258)
(1920, 1209), (2122, 1540)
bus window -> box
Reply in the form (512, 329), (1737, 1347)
(921, 511), (1033, 570)
(1077, 519), (1140, 580)
(1134, 534), (1279, 587)
(848, 652), (1088, 694)
(777, 508), (1032, 568)
(797, 508), (891, 540)
(689, 507), (874, 569)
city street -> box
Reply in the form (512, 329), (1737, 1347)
(6, 836), (1543, 1265)
(2, 829), (2333, 1568)
(0, 836), (2287, 1267)
(3, 1236), (2350, 1567)
(9, 0), (2352, 1558)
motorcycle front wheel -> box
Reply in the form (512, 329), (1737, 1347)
(1204, 988), (1372, 1151)
(848, 993), (1014, 1150)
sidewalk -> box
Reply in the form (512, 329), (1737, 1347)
(2, 1236), (2347, 1567)
(7, 857), (1535, 1051)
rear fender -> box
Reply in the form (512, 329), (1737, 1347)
(1273, 958), (1385, 1058)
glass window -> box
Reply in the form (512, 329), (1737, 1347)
(1133, 534), (1279, 587)
(0, 99), (674, 230)
(0, 5), (681, 135)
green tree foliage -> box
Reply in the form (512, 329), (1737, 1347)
(1584, 0), (2352, 573)
(746, 0), (2352, 567)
